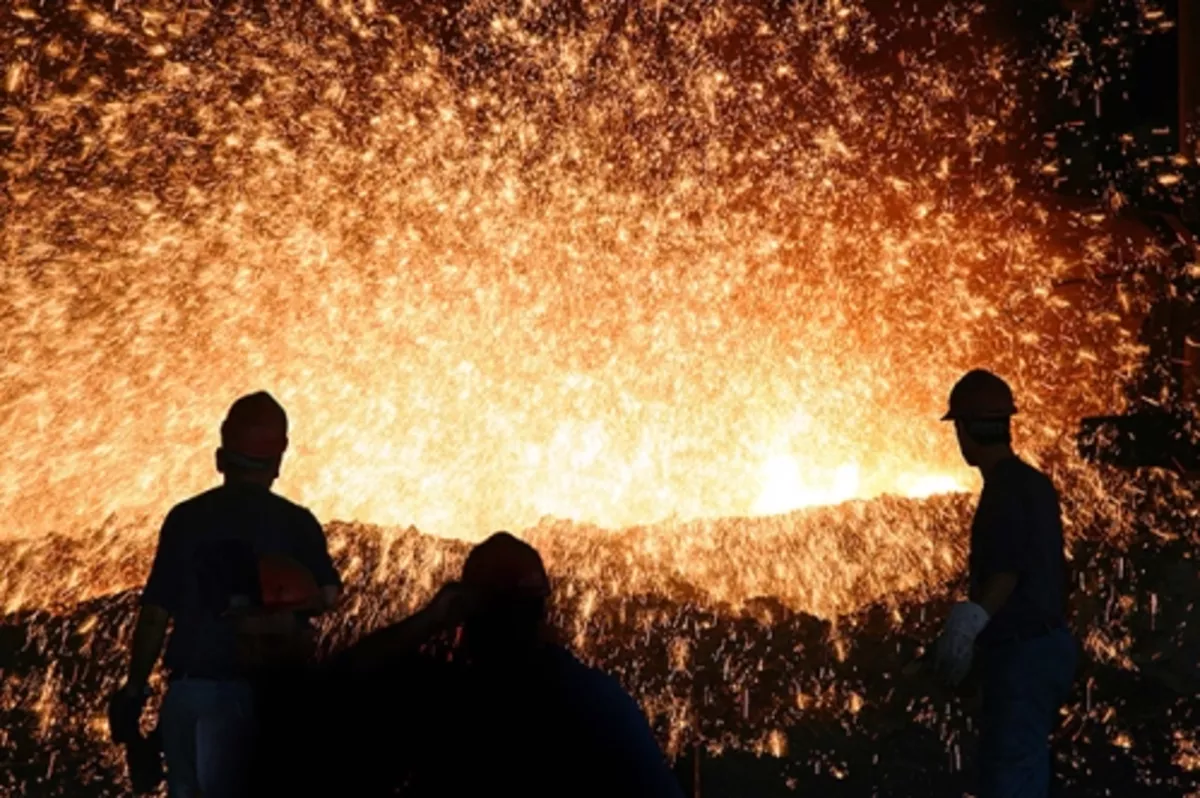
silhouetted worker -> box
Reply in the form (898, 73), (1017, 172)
(110, 391), (342, 798)
(934, 370), (1076, 798)
(329, 532), (685, 798)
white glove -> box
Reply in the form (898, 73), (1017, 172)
(934, 601), (990, 686)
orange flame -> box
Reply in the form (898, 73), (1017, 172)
(0, 0), (1143, 611)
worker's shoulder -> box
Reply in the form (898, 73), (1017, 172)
(262, 487), (316, 514)
(549, 647), (642, 718)
(993, 456), (1056, 490)
(1015, 457), (1059, 494)
(259, 490), (325, 533)
(164, 486), (224, 522)
(989, 459), (1061, 514)
(167, 485), (319, 526)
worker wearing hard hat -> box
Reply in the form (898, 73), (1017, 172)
(326, 532), (685, 798)
(110, 391), (342, 798)
(934, 370), (1076, 798)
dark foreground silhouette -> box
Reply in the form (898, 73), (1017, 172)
(253, 532), (684, 797)
(2, 499), (1196, 797)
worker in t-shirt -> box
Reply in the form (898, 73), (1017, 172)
(934, 370), (1076, 798)
(109, 391), (341, 798)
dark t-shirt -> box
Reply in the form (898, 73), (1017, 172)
(969, 457), (1068, 646)
(424, 647), (685, 798)
(328, 643), (685, 798)
(141, 482), (341, 678)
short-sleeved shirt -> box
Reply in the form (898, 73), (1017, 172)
(141, 482), (341, 678)
(969, 457), (1068, 646)
(387, 646), (685, 798)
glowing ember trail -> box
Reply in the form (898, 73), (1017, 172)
(3, 2), (1198, 796)
(0, 0), (1137, 573)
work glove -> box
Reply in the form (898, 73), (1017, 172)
(106, 685), (147, 745)
(933, 602), (990, 686)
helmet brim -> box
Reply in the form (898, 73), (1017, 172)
(941, 409), (1017, 422)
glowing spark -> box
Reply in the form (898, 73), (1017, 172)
(4, 61), (25, 93)
(0, 8), (1166, 761)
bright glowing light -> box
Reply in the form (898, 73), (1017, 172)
(753, 457), (862, 516)
(0, 8), (1182, 787)
(0, 0), (1144, 614)
(896, 474), (970, 500)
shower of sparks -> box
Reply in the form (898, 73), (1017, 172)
(0, 2), (1147, 568)
(1, 5), (1195, 791)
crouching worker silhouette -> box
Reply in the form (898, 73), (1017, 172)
(324, 532), (685, 798)
(110, 392), (341, 798)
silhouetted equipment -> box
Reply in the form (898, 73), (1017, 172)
(1181, 0), (1200, 157)
(1073, 210), (1199, 472)
(672, 741), (702, 798)
(1038, 5), (1200, 473)
(1078, 410), (1200, 471)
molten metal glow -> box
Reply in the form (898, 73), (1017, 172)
(0, 0), (1148, 615)
(2, 6), (1194, 793)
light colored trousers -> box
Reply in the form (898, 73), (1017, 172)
(159, 677), (256, 798)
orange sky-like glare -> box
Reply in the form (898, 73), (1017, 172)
(0, 1), (1141, 553)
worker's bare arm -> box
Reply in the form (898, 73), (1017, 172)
(126, 604), (170, 693)
(339, 582), (477, 672)
(975, 571), (1019, 617)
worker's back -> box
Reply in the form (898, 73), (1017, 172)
(968, 456), (1068, 647)
(309, 531), (684, 797)
(405, 645), (684, 798)
(144, 481), (339, 680)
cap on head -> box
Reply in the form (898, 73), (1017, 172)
(461, 532), (550, 600)
(219, 391), (289, 471)
(941, 370), (1018, 422)
(256, 553), (320, 612)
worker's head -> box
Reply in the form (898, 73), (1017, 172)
(216, 391), (289, 486)
(941, 370), (1017, 467)
(459, 532), (551, 664)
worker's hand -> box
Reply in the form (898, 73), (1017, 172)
(107, 684), (147, 745)
(933, 601), (990, 686)
(426, 581), (480, 629)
